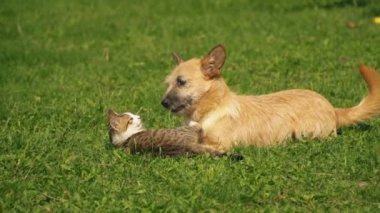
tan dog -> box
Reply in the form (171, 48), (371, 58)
(162, 44), (380, 152)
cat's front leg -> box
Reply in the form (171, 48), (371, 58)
(184, 118), (200, 127)
(188, 120), (200, 127)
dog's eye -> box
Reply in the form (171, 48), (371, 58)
(176, 77), (187, 87)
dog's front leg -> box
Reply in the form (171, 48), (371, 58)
(201, 134), (229, 153)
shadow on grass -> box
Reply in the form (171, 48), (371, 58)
(315, 0), (372, 9)
(338, 123), (373, 135)
(290, 0), (380, 15)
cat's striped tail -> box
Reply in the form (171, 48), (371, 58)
(335, 64), (380, 127)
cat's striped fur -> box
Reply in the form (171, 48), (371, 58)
(107, 110), (224, 156)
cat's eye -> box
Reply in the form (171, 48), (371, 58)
(176, 77), (187, 87)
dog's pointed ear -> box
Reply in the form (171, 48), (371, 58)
(201, 44), (226, 79)
(172, 52), (184, 65)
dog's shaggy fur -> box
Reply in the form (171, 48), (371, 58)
(162, 44), (380, 152)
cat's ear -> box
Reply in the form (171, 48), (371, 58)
(201, 44), (226, 79)
(108, 109), (118, 118)
(172, 52), (184, 65)
(107, 109), (119, 130)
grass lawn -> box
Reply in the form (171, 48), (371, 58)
(1, 0), (380, 211)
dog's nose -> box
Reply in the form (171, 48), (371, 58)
(161, 98), (170, 109)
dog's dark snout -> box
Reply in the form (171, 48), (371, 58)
(161, 98), (171, 109)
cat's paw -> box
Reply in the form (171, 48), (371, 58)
(188, 120), (200, 127)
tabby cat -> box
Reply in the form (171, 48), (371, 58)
(107, 109), (224, 157)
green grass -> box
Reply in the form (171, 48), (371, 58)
(1, 0), (380, 211)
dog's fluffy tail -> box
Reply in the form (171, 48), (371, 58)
(335, 65), (380, 127)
